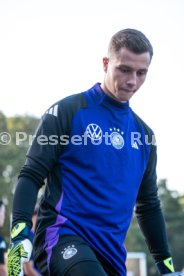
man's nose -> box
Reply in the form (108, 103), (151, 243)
(126, 72), (137, 86)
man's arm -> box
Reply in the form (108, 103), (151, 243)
(12, 93), (87, 228)
(12, 107), (64, 227)
(8, 94), (88, 275)
(135, 143), (174, 274)
(8, 104), (65, 275)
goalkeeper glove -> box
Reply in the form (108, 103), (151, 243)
(156, 257), (175, 275)
(8, 222), (32, 276)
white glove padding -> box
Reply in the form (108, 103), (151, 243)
(8, 238), (33, 276)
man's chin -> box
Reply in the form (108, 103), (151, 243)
(118, 91), (135, 102)
(117, 94), (134, 102)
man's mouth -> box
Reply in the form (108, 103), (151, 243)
(120, 88), (133, 93)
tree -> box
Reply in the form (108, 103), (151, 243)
(0, 111), (39, 242)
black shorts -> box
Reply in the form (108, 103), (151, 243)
(34, 234), (118, 276)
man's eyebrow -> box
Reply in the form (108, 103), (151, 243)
(118, 65), (132, 69)
(116, 65), (133, 71)
(118, 64), (148, 72)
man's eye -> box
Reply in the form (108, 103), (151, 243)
(137, 70), (147, 76)
(119, 68), (130, 73)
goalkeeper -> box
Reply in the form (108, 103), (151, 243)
(8, 28), (182, 276)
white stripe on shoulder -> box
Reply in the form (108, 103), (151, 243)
(46, 104), (58, 117)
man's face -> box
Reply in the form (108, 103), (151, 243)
(102, 47), (151, 102)
(0, 205), (5, 227)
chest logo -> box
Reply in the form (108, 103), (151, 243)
(110, 128), (124, 149)
(86, 124), (103, 141)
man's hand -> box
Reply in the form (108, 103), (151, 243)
(7, 223), (32, 276)
(156, 257), (184, 276)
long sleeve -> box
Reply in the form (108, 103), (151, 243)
(12, 93), (87, 228)
(135, 143), (171, 261)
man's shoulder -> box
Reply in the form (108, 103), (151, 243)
(58, 92), (87, 108)
(46, 84), (99, 115)
(43, 92), (88, 119)
(132, 111), (154, 135)
(47, 92), (88, 114)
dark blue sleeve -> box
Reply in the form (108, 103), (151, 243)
(12, 93), (87, 228)
(135, 136), (171, 261)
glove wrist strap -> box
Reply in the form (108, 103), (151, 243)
(156, 257), (175, 274)
(11, 222), (31, 241)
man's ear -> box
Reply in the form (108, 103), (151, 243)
(102, 57), (109, 73)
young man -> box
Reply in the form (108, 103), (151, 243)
(8, 29), (181, 275)
(0, 200), (7, 276)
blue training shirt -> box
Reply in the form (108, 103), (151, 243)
(14, 83), (167, 275)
